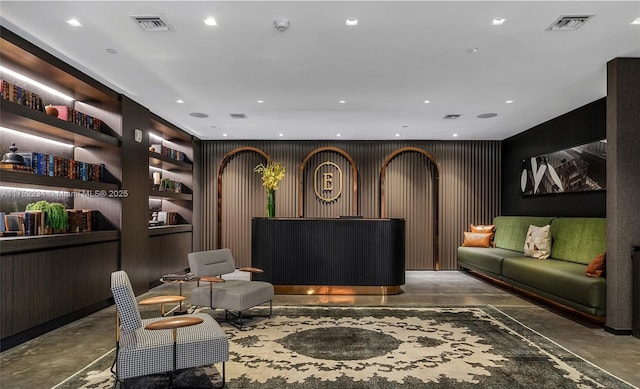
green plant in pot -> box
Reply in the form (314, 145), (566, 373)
(26, 200), (69, 233)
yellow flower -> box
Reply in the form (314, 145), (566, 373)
(254, 161), (286, 192)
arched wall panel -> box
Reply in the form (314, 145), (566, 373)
(200, 141), (500, 270)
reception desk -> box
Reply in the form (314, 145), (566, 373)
(251, 217), (405, 295)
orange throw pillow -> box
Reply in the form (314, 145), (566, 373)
(471, 224), (496, 246)
(586, 252), (606, 277)
(462, 232), (493, 248)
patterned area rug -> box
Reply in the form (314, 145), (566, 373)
(54, 306), (634, 389)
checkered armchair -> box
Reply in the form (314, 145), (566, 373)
(188, 249), (274, 328)
(110, 270), (228, 387)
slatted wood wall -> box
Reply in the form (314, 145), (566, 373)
(200, 141), (501, 270)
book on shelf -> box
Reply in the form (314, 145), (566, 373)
(162, 272), (196, 281)
(3, 214), (25, 236)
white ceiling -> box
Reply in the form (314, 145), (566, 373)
(1, 1), (639, 141)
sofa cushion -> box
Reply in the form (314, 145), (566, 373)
(550, 218), (606, 264)
(457, 247), (524, 277)
(502, 257), (606, 314)
(462, 232), (493, 247)
(493, 216), (555, 252)
(523, 224), (552, 259)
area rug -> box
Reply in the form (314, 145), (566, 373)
(54, 306), (635, 389)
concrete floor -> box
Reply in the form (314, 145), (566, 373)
(1, 271), (639, 388)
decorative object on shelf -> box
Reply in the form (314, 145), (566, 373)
(160, 177), (172, 191)
(45, 105), (58, 117)
(25, 200), (69, 234)
(0, 143), (25, 165)
(153, 171), (161, 190)
(254, 161), (285, 218)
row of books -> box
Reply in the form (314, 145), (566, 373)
(1, 80), (104, 133)
(0, 209), (103, 237)
(51, 105), (103, 133)
(149, 211), (180, 226)
(0, 152), (106, 183)
(150, 144), (188, 163)
(0, 79), (46, 112)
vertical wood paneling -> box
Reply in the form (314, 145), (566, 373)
(201, 141), (501, 271)
(385, 152), (436, 269)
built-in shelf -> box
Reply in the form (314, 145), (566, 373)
(149, 189), (192, 201)
(149, 224), (193, 236)
(1, 100), (120, 148)
(0, 230), (120, 254)
(149, 152), (192, 171)
(0, 170), (119, 191)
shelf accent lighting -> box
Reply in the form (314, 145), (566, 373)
(149, 133), (164, 141)
(0, 126), (74, 148)
(0, 65), (75, 102)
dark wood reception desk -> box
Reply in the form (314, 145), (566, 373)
(251, 217), (405, 295)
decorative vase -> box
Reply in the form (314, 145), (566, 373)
(266, 189), (276, 218)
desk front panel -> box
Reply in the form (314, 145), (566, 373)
(251, 218), (405, 289)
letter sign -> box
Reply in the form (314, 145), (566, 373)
(314, 161), (343, 202)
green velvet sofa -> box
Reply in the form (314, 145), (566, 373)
(457, 216), (607, 318)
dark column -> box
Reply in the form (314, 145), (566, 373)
(605, 58), (640, 333)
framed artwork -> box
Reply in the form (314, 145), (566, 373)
(520, 139), (607, 196)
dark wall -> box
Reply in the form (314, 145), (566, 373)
(502, 98), (606, 217)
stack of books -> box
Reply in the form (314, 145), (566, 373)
(162, 272), (197, 281)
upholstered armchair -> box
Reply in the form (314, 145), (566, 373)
(110, 270), (228, 388)
(188, 249), (274, 328)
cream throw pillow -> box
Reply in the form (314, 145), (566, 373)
(523, 224), (552, 259)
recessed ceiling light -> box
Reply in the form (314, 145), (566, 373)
(105, 48), (118, 54)
(423, 100), (431, 104)
(339, 100), (346, 104)
(467, 48), (479, 54)
(395, 133), (400, 137)
(257, 100), (264, 104)
(346, 18), (358, 26)
(492, 18), (506, 25)
(632, 18), (640, 25)
(204, 17), (217, 26)
(190, 112), (209, 118)
(336, 133), (341, 137)
(477, 113), (498, 118)
(222, 133), (228, 137)
(453, 133), (458, 137)
(176, 99), (184, 104)
(66, 19), (82, 27)
(505, 100), (514, 104)
(278, 133), (284, 137)
(402, 125), (408, 128)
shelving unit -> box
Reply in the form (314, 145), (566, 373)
(0, 27), (121, 349)
(147, 113), (195, 283)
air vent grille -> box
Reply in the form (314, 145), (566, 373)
(229, 113), (247, 119)
(546, 15), (593, 31)
(443, 114), (461, 120)
(131, 15), (172, 32)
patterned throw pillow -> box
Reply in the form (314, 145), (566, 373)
(523, 224), (552, 259)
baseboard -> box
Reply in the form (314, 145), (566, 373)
(0, 298), (113, 351)
(604, 326), (633, 336)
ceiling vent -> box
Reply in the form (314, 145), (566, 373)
(443, 114), (461, 120)
(131, 15), (172, 32)
(546, 15), (593, 31)
(229, 113), (247, 119)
